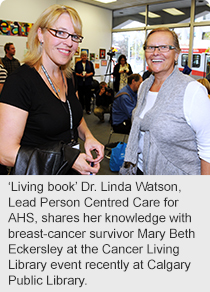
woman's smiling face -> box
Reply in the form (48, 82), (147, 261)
(145, 31), (179, 78)
(39, 13), (78, 67)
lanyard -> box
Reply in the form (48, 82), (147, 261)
(41, 64), (74, 141)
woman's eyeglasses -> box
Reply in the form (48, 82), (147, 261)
(144, 45), (175, 53)
(47, 28), (83, 43)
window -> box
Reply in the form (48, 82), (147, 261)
(192, 55), (201, 68)
(195, 1), (210, 23)
(112, 30), (146, 75)
(181, 54), (188, 67)
(181, 54), (201, 68)
(112, 1), (210, 79)
(113, 5), (146, 29)
(148, 0), (191, 26)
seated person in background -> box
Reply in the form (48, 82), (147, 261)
(197, 78), (210, 98)
(112, 74), (142, 134)
(94, 81), (114, 122)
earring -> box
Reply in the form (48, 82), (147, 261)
(40, 41), (43, 46)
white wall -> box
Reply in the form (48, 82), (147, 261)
(0, 0), (54, 60)
(58, 0), (112, 81)
(0, 0), (112, 81)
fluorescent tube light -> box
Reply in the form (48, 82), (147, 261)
(93, 0), (117, 3)
(163, 8), (185, 15)
(139, 11), (161, 18)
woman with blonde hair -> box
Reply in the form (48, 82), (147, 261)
(0, 4), (104, 175)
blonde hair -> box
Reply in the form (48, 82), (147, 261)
(197, 78), (210, 96)
(81, 51), (88, 56)
(23, 4), (82, 76)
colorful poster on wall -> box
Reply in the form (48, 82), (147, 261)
(0, 20), (33, 37)
(90, 53), (95, 62)
(74, 47), (80, 56)
(99, 49), (106, 59)
(101, 60), (107, 66)
(95, 63), (100, 69)
(75, 57), (81, 65)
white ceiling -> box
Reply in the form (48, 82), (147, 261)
(75, 0), (197, 11)
(75, 0), (209, 19)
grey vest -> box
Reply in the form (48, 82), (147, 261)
(120, 66), (201, 175)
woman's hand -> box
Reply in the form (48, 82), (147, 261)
(78, 118), (104, 164)
(72, 153), (100, 175)
(84, 136), (104, 163)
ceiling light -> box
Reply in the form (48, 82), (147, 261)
(93, 0), (117, 3)
(163, 8), (185, 15)
(139, 11), (161, 18)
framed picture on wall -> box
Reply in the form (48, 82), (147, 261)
(95, 63), (100, 69)
(101, 60), (107, 66)
(81, 48), (89, 56)
(74, 47), (80, 56)
(99, 49), (106, 59)
(90, 53), (95, 62)
(75, 57), (81, 64)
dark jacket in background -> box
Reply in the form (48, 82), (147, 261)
(96, 88), (114, 108)
(1, 56), (20, 75)
(75, 60), (95, 86)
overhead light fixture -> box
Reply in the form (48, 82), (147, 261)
(163, 8), (185, 15)
(139, 11), (161, 18)
(93, 0), (117, 3)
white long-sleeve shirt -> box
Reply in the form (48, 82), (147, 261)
(138, 81), (210, 171)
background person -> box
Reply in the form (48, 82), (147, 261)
(1, 42), (20, 75)
(94, 81), (114, 123)
(112, 74), (142, 134)
(142, 67), (152, 81)
(0, 61), (8, 174)
(0, 59), (7, 94)
(0, 4), (103, 175)
(75, 51), (95, 114)
(113, 54), (133, 93)
(120, 27), (210, 175)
